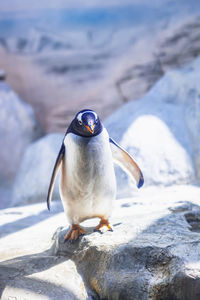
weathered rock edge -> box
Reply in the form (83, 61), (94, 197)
(50, 204), (200, 300)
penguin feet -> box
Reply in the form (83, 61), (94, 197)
(94, 219), (113, 234)
(64, 224), (85, 243)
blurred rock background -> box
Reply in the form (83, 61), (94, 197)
(1, 1), (200, 299)
(1, 0), (200, 133)
(0, 0), (200, 207)
(1, 0), (200, 206)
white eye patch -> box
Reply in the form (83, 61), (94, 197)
(77, 111), (98, 123)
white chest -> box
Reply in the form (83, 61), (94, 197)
(60, 128), (116, 203)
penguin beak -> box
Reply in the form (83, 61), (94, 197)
(85, 124), (95, 134)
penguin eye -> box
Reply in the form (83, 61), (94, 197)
(78, 120), (82, 125)
(95, 119), (98, 124)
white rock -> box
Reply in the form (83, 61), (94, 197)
(0, 81), (41, 186)
(149, 57), (200, 179)
(51, 185), (200, 300)
(12, 133), (63, 206)
(105, 57), (200, 195)
(0, 201), (88, 300)
(1, 185), (200, 300)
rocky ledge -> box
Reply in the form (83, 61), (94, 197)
(1, 185), (200, 299)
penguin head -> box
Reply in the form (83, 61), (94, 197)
(68, 109), (103, 137)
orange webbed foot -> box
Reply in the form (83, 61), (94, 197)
(94, 219), (113, 234)
(64, 224), (85, 243)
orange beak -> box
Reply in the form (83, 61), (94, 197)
(84, 124), (95, 134)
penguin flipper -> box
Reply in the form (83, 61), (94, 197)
(109, 138), (144, 188)
(47, 143), (65, 210)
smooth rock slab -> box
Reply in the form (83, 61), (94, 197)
(1, 185), (200, 299)
(51, 185), (200, 300)
(105, 57), (200, 195)
(12, 133), (63, 206)
(0, 80), (41, 186)
(0, 201), (88, 300)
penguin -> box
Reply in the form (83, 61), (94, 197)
(47, 109), (144, 243)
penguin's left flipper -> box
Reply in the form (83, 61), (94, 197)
(47, 143), (65, 210)
(109, 138), (144, 188)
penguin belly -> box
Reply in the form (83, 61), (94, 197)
(60, 128), (116, 224)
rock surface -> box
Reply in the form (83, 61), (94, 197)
(34, 16), (200, 133)
(116, 16), (200, 104)
(0, 80), (41, 186)
(12, 54), (200, 204)
(1, 185), (200, 299)
(11, 57), (200, 204)
(0, 201), (88, 300)
(1, 12), (200, 133)
(105, 56), (200, 194)
(12, 133), (63, 206)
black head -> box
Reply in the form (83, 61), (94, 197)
(67, 109), (103, 137)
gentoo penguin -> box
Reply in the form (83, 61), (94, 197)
(47, 109), (144, 242)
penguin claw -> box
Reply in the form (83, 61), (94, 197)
(63, 224), (85, 243)
(94, 219), (113, 234)
(93, 229), (103, 234)
(93, 228), (102, 233)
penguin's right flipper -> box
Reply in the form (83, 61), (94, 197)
(47, 143), (65, 210)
